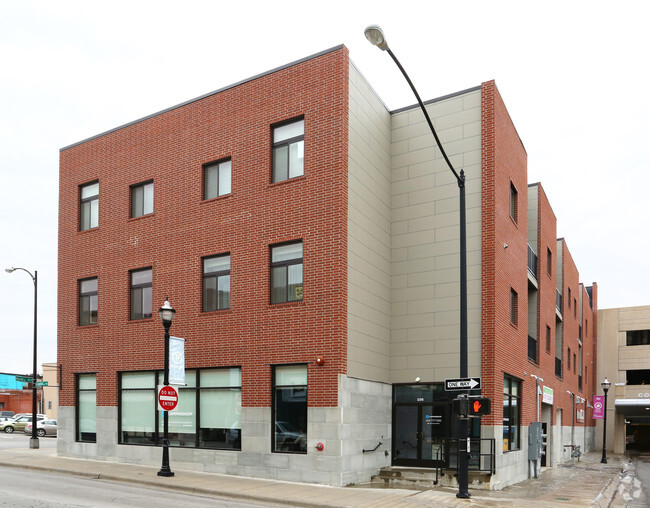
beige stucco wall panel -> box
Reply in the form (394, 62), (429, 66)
(619, 345), (650, 370)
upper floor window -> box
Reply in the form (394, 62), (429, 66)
(546, 247), (552, 276)
(510, 288), (518, 326)
(272, 119), (304, 182)
(79, 277), (98, 326)
(271, 241), (303, 304)
(203, 159), (231, 200)
(509, 182), (518, 223)
(131, 181), (154, 218)
(627, 330), (650, 346)
(202, 254), (230, 311)
(80, 181), (99, 231)
(130, 268), (152, 320)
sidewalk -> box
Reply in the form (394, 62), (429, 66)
(0, 446), (630, 507)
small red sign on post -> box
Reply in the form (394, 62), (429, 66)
(158, 385), (179, 411)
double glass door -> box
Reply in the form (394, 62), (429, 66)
(392, 384), (451, 467)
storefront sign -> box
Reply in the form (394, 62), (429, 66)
(593, 395), (604, 419)
(542, 386), (554, 404)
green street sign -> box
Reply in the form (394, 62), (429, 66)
(35, 381), (48, 387)
(15, 375), (33, 383)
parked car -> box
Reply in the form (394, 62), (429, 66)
(0, 414), (46, 433)
(12, 413), (47, 420)
(0, 410), (15, 422)
(24, 419), (57, 437)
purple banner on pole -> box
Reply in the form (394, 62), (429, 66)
(593, 395), (605, 419)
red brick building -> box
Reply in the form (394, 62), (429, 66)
(58, 45), (597, 488)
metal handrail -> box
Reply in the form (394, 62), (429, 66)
(438, 437), (496, 475)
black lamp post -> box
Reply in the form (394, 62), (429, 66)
(364, 25), (470, 499)
(5, 267), (39, 449)
(600, 377), (611, 464)
(157, 298), (176, 477)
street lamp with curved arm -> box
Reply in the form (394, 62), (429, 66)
(364, 25), (469, 499)
(5, 266), (39, 449)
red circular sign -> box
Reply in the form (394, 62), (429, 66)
(158, 385), (179, 411)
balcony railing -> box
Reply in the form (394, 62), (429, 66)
(527, 245), (538, 280)
(556, 290), (563, 312)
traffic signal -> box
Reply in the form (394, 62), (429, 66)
(468, 396), (491, 416)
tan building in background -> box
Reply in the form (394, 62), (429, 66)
(597, 306), (650, 453)
(42, 362), (59, 420)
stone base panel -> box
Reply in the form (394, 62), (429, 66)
(57, 375), (392, 487)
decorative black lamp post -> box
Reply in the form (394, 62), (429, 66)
(364, 25), (470, 499)
(5, 267), (39, 449)
(600, 377), (611, 464)
(157, 298), (176, 477)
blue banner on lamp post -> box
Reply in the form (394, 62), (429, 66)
(169, 336), (185, 385)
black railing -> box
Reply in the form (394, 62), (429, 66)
(527, 245), (538, 279)
(443, 438), (496, 475)
(528, 335), (538, 363)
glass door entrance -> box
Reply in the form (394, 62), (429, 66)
(392, 384), (451, 467)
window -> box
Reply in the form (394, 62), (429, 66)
(198, 368), (241, 449)
(79, 277), (98, 326)
(203, 159), (231, 199)
(568, 288), (572, 308)
(546, 325), (551, 353)
(503, 375), (520, 451)
(119, 368), (241, 449)
(510, 288), (518, 326)
(273, 364), (307, 453)
(271, 242), (303, 304)
(568, 348), (571, 370)
(574, 299), (577, 318)
(546, 247), (552, 276)
(80, 181), (99, 231)
(77, 374), (96, 443)
(130, 268), (152, 320)
(202, 254), (230, 311)
(131, 181), (154, 218)
(509, 182), (518, 223)
(627, 330), (650, 346)
(272, 119), (304, 182)
(528, 334), (538, 364)
(573, 353), (576, 374)
(120, 372), (156, 444)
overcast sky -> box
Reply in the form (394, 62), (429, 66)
(1, 0), (649, 374)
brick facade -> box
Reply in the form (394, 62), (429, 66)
(58, 46), (350, 409)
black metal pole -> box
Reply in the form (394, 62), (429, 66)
(30, 270), (39, 449)
(456, 175), (470, 498)
(385, 47), (470, 500)
(158, 319), (174, 477)
(601, 388), (608, 464)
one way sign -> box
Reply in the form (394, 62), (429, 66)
(445, 377), (481, 391)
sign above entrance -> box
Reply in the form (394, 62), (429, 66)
(445, 377), (481, 391)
